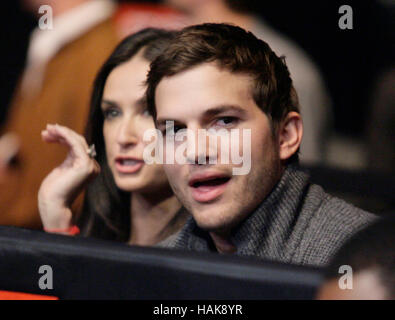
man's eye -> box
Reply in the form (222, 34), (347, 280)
(164, 125), (184, 135)
(103, 108), (120, 119)
(174, 125), (184, 133)
(215, 117), (238, 127)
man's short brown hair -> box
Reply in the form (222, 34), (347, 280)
(146, 22), (299, 138)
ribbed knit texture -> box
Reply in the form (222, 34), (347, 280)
(158, 164), (377, 267)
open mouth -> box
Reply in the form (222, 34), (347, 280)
(189, 174), (231, 203)
(190, 176), (231, 188)
(115, 158), (144, 174)
(116, 159), (141, 166)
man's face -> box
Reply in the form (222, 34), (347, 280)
(155, 63), (283, 234)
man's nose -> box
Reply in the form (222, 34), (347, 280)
(185, 127), (215, 165)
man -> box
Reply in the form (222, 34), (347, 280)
(146, 23), (376, 266)
(317, 216), (394, 300)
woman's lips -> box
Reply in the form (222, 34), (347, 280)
(189, 174), (231, 203)
(115, 158), (144, 174)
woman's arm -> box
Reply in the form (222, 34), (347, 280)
(38, 124), (100, 234)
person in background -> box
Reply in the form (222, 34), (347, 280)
(366, 68), (395, 174)
(163, 0), (333, 165)
(316, 216), (395, 300)
(0, 0), (120, 228)
(39, 28), (188, 244)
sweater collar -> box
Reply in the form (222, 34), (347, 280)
(232, 163), (310, 258)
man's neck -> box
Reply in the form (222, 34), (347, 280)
(209, 230), (237, 254)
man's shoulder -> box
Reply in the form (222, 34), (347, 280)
(311, 185), (377, 232)
(293, 184), (378, 266)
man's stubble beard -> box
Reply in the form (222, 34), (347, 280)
(165, 147), (283, 234)
(221, 147), (282, 233)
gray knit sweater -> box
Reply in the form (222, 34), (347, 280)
(158, 164), (377, 267)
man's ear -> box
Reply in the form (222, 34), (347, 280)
(278, 112), (303, 161)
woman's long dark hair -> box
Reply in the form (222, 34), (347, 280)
(76, 28), (177, 242)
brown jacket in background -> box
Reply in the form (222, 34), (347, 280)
(0, 18), (119, 228)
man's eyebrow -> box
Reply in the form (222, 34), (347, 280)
(202, 105), (247, 118)
(155, 105), (247, 127)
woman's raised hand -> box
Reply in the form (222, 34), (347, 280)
(38, 124), (100, 232)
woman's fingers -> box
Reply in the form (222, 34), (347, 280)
(42, 124), (100, 177)
(38, 124), (101, 231)
(89, 159), (101, 180)
(41, 130), (68, 145)
(42, 124), (90, 160)
(42, 125), (72, 146)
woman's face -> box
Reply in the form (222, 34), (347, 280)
(101, 51), (169, 193)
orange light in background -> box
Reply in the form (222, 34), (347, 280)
(0, 290), (58, 300)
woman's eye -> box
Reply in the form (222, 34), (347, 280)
(103, 108), (120, 119)
(142, 109), (151, 117)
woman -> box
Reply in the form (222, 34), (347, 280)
(38, 28), (188, 245)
